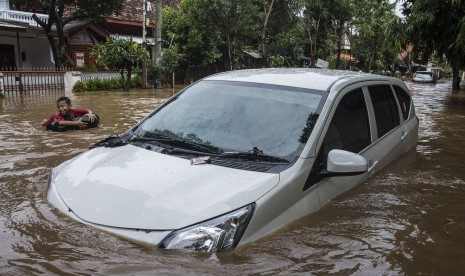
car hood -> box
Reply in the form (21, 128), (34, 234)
(53, 145), (279, 230)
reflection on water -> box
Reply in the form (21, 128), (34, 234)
(1, 82), (465, 275)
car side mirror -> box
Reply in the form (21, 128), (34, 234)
(318, 149), (368, 178)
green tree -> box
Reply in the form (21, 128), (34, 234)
(163, 0), (262, 74)
(403, 0), (465, 89)
(91, 37), (149, 91)
(300, 0), (332, 67)
(260, 0), (275, 65)
(220, 0), (261, 70)
(350, 0), (398, 72)
(162, 1), (222, 75)
(264, 0), (303, 66)
(330, 0), (353, 69)
(157, 45), (185, 87)
(17, 0), (124, 69)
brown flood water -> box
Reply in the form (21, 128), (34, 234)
(1, 81), (465, 275)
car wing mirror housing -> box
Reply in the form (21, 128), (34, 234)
(319, 149), (368, 178)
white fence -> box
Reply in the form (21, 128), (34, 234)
(81, 72), (120, 82)
(0, 9), (49, 27)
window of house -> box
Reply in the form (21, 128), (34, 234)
(368, 85), (400, 138)
(393, 85), (411, 121)
(0, 45), (16, 68)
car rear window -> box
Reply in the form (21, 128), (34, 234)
(368, 85), (400, 138)
(393, 85), (411, 121)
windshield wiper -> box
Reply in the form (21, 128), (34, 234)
(218, 148), (289, 163)
(130, 134), (221, 154)
(90, 135), (128, 149)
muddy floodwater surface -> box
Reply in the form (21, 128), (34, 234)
(1, 81), (465, 275)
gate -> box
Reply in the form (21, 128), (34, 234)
(0, 68), (66, 96)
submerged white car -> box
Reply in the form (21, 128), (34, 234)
(46, 68), (418, 252)
(412, 71), (437, 84)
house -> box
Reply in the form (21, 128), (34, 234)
(0, 1), (51, 68)
(0, 0), (179, 70)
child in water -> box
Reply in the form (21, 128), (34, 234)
(41, 96), (99, 131)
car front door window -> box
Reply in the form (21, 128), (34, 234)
(304, 88), (370, 190)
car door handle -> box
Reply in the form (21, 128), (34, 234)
(401, 131), (408, 141)
(368, 160), (378, 173)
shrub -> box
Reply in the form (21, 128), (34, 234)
(72, 81), (87, 92)
(85, 78), (101, 91)
(131, 74), (142, 88)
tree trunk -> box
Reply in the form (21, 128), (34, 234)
(32, 13), (58, 68)
(336, 21), (344, 69)
(32, 0), (69, 70)
(452, 66), (461, 90)
(261, 0), (275, 67)
(227, 34), (233, 71)
(120, 68), (126, 90)
(124, 66), (132, 91)
(307, 18), (320, 68)
(55, 3), (68, 69)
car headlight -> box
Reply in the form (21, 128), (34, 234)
(159, 203), (255, 252)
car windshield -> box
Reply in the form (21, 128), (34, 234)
(133, 80), (325, 157)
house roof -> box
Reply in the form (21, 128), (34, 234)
(63, 20), (109, 38)
(107, 0), (180, 23)
(0, 21), (27, 32)
(101, 0), (179, 37)
(0, 18), (44, 36)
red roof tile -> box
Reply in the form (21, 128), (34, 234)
(108, 0), (179, 23)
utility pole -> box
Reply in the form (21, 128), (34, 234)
(151, 0), (162, 89)
(153, 0), (162, 66)
(142, 0), (148, 88)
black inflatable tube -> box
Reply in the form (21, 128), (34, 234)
(46, 114), (100, 132)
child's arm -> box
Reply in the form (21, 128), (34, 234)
(41, 115), (56, 127)
(57, 119), (87, 129)
(73, 108), (95, 123)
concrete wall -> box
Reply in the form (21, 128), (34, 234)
(0, 35), (54, 68)
(0, 1), (9, 9)
(64, 71), (82, 96)
(20, 37), (54, 68)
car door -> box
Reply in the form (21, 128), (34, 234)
(306, 81), (409, 206)
(305, 83), (373, 205)
(363, 83), (405, 174)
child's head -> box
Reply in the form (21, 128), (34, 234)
(56, 96), (72, 116)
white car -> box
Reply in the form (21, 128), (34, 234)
(412, 71), (437, 84)
(46, 68), (419, 252)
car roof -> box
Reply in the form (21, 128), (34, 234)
(203, 68), (402, 92)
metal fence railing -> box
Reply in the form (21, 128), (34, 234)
(0, 69), (126, 97)
(0, 68), (66, 96)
